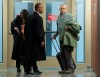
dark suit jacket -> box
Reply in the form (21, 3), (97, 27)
(24, 12), (46, 61)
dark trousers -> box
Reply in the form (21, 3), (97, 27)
(24, 60), (31, 73)
(24, 60), (38, 73)
(16, 59), (21, 69)
(16, 58), (25, 70)
(32, 61), (38, 72)
(60, 41), (76, 70)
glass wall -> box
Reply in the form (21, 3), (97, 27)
(46, 0), (66, 56)
(76, 0), (85, 63)
(13, 0), (85, 63)
(46, 0), (85, 63)
(0, 0), (3, 63)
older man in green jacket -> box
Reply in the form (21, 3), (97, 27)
(52, 4), (80, 74)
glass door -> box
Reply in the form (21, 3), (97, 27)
(46, 0), (85, 61)
(7, 0), (34, 68)
(14, 0), (34, 18)
(44, 0), (86, 69)
(46, 0), (66, 56)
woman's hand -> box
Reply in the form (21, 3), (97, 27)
(21, 24), (25, 34)
(41, 42), (45, 46)
(14, 27), (19, 34)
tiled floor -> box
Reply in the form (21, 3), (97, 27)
(0, 69), (97, 77)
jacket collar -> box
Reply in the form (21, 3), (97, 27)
(34, 11), (41, 16)
(60, 13), (67, 18)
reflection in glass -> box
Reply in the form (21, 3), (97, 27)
(60, 74), (76, 77)
(60, 73), (85, 77)
(76, 74), (85, 77)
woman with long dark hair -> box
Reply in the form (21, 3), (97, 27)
(11, 9), (29, 73)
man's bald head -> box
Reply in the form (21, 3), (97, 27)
(59, 4), (67, 14)
(60, 4), (67, 8)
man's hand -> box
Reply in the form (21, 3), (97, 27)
(65, 26), (69, 31)
(51, 36), (56, 40)
(14, 27), (19, 34)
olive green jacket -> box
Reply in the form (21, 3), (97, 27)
(54, 13), (80, 47)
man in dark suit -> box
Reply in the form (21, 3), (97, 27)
(24, 3), (46, 75)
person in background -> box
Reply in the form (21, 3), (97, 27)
(52, 4), (80, 74)
(11, 9), (29, 73)
(24, 3), (46, 75)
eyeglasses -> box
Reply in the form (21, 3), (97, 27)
(59, 8), (66, 10)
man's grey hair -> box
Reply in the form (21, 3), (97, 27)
(60, 4), (67, 7)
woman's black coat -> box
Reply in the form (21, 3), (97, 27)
(11, 16), (25, 60)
